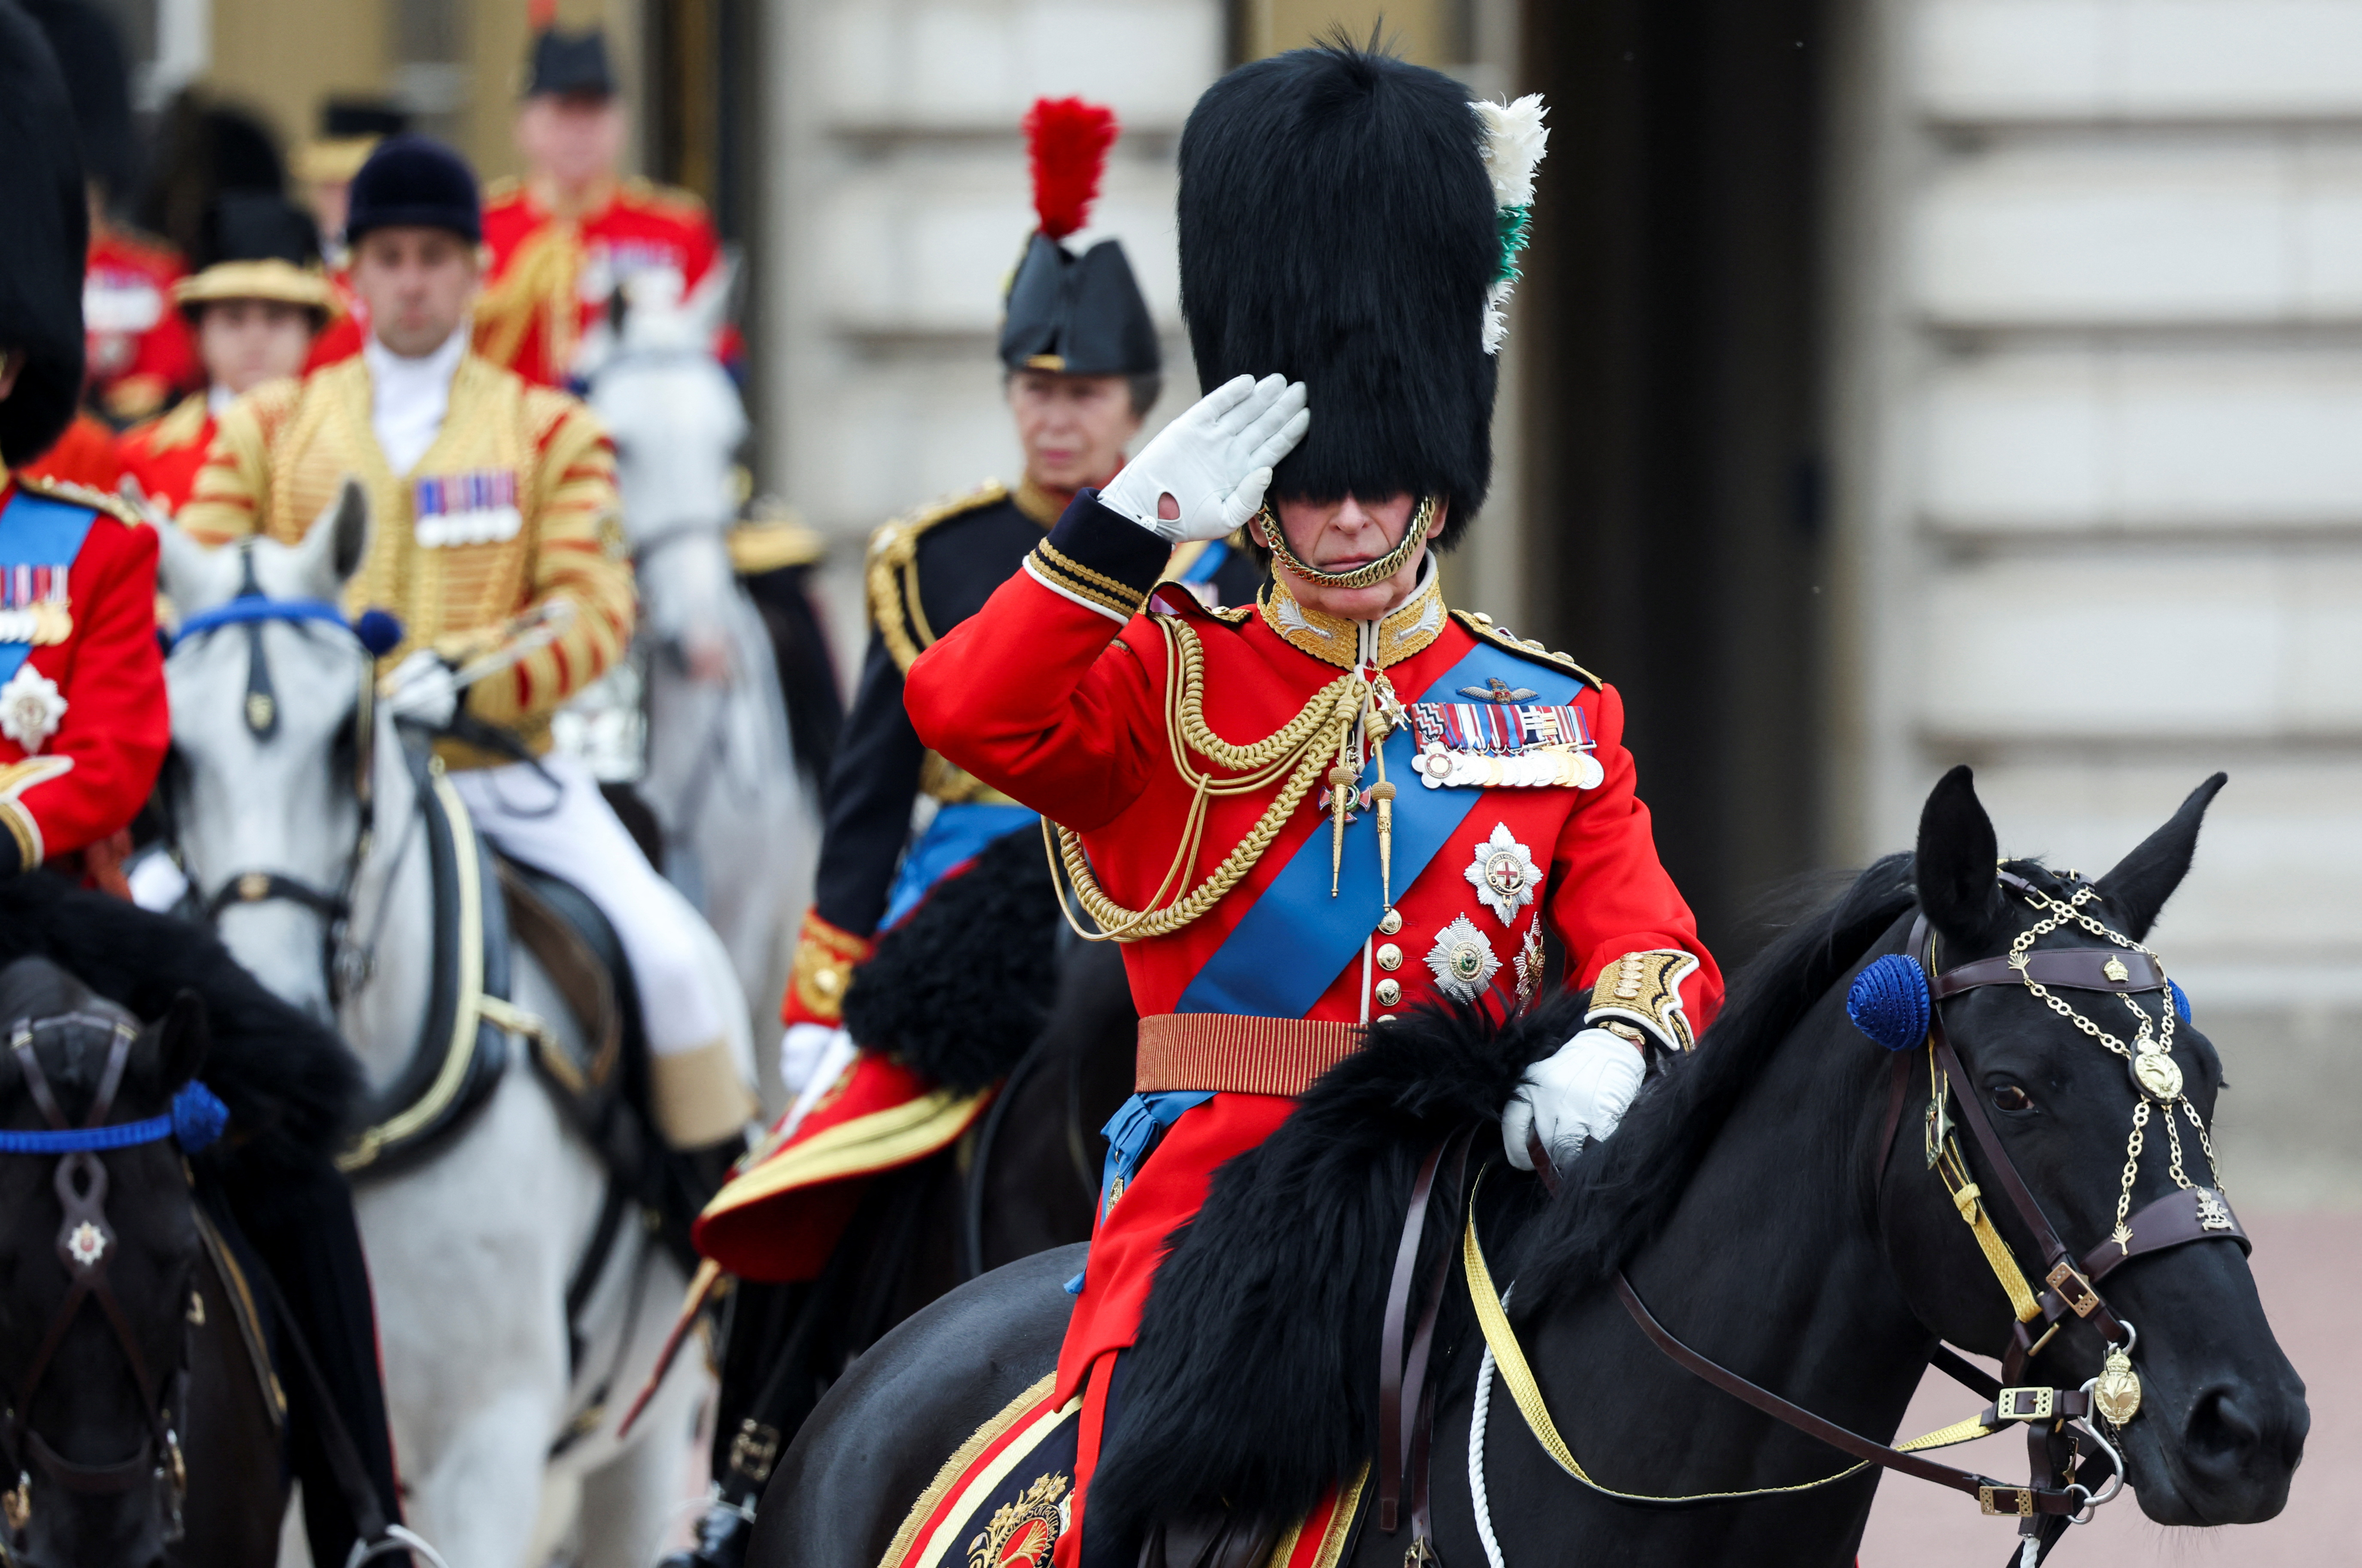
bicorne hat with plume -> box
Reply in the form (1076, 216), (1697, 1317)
(999, 98), (1161, 379)
(1178, 43), (1547, 535)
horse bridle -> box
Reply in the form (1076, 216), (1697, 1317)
(0, 1014), (192, 1550)
(1460, 871), (2255, 1565)
(162, 564), (382, 1002)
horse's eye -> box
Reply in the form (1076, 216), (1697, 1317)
(1992, 1083), (2033, 1113)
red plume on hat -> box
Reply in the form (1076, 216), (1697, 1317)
(1023, 97), (1118, 242)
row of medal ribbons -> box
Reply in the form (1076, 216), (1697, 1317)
(413, 471), (524, 550)
(1409, 699), (1606, 790)
(0, 565), (70, 645)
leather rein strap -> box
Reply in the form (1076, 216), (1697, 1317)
(0, 1015), (189, 1538)
(1378, 1127), (1472, 1546)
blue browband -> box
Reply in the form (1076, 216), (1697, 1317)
(0, 1082), (229, 1156)
(169, 594), (405, 656)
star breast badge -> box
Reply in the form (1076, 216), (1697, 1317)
(1426, 914), (1502, 1003)
(0, 666), (67, 754)
(1465, 822), (1540, 926)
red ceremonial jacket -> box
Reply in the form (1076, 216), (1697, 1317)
(476, 176), (742, 387)
(0, 471), (168, 875)
(115, 394), (215, 516)
(904, 493), (1722, 1401)
(84, 227), (199, 424)
(23, 416), (126, 495)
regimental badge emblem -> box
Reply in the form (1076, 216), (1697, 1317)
(1514, 918), (1546, 1002)
(2130, 1050), (2182, 1102)
(2103, 956), (2130, 983)
(0, 666), (67, 754)
(1426, 914), (1501, 1003)
(65, 1221), (106, 1269)
(1465, 822), (1540, 926)
(2194, 1187), (2234, 1232)
(966, 1471), (1071, 1568)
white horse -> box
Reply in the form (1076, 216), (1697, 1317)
(572, 264), (816, 1042)
(151, 492), (717, 1568)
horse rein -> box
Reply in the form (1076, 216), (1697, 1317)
(1462, 874), (2255, 1563)
(0, 1014), (193, 1548)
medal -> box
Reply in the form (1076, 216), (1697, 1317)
(1425, 914), (1501, 1003)
(0, 666), (67, 754)
(1465, 822), (1540, 926)
(2091, 1346), (2143, 1426)
(0, 563), (72, 645)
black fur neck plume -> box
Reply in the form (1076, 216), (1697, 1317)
(0, 878), (359, 1173)
(1089, 857), (1921, 1540)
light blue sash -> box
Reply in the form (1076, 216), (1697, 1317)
(1172, 642), (1587, 1017)
(881, 801), (1041, 930)
(0, 490), (97, 685)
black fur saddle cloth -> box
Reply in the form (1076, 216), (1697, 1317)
(1085, 995), (1582, 1548)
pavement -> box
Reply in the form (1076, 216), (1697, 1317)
(1859, 1209), (2359, 1565)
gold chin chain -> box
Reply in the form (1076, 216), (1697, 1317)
(1255, 496), (1437, 590)
(1045, 614), (1407, 942)
(2005, 884), (2225, 1257)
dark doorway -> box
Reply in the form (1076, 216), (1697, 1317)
(1518, 0), (1828, 956)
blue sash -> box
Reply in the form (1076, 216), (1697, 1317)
(1172, 642), (1587, 1017)
(0, 489), (97, 685)
(881, 800), (1040, 930)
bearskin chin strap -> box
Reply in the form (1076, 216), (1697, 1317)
(1254, 497), (1435, 591)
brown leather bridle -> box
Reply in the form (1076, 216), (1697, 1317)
(0, 1013), (192, 1552)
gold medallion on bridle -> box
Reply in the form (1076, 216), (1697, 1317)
(2092, 1346), (2143, 1425)
(2131, 1050), (2183, 1101)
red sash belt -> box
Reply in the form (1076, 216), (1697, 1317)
(1135, 1013), (1364, 1098)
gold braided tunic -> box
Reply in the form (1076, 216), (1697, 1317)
(178, 353), (634, 766)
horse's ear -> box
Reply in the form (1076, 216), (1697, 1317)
(155, 989), (209, 1091)
(2095, 774), (2227, 941)
(293, 478), (371, 593)
(1914, 765), (2002, 947)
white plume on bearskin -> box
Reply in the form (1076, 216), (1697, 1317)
(1473, 94), (1549, 354)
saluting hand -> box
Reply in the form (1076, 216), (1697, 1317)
(1098, 374), (1311, 544)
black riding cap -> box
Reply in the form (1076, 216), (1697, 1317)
(345, 135), (483, 246)
(0, 3), (90, 466)
(525, 26), (618, 99)
(1179, 43), (1500, 530)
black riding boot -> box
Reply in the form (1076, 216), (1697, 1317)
(658, 1278), (808, 1568)
(213, 1148), (404, 1568)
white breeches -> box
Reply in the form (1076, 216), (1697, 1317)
(449, 753), (724, 1057)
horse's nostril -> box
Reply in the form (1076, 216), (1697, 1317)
(2184, 1384), (2265, 1465)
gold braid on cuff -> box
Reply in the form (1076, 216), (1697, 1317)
(1254, 495), (1436, 590)
(1587, 948), (1701, 1054)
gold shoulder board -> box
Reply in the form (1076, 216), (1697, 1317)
(18, 474), (147, 529)
(1450, 609), (1602, 690)
(865, 480), (1012, 672)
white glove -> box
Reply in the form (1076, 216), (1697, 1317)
(1098, 374), (1310, 544)
(778, 1022), (848, 1099)
(1502, 1028), (1647, 1173)
(383, 648), (460, 729)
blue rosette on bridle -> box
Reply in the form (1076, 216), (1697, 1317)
(1847, 954), (1931, 1053)
(171, 1081), (230, 1153)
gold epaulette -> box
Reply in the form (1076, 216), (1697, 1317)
(1452, 609), (1602, 690)
(135, 393), (211, 456)
(865, 480), (1011, 673)
(728, 514), (827, 576)
(480, 174), (524, 206)
(17, 474), (148, 529)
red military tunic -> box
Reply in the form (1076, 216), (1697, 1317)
(22, 415), (126, 494)
(0, 470), (167, 877)
(475, 176), (741, 387)
(115, 393), (214, 515)
(904, 493), (1720, 1552)
(84, 226), (199, 424)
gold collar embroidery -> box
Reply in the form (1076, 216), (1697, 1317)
(1257, 560), (1446, 670)
(1013, 476), (1069, 528)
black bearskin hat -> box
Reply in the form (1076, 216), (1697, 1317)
(22, 0), (134, 198)
(999, 98), (1160, 379)
(1179, 44), (1500, 530)
(346, 135), (482, 246)
(0, 3), (90, 466)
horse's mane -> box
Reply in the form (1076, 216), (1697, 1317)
(1090, 854), (1921, 1539)
(1511, 851), (1919, 1307)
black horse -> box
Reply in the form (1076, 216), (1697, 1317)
(750, 768), (2307, 1567)
(0, 958), (286, 1568)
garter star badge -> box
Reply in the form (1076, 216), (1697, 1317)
(0, 666), (66, 754)
(1466, 822), (1540, 926)
(1426, 914), (1501, 1003)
